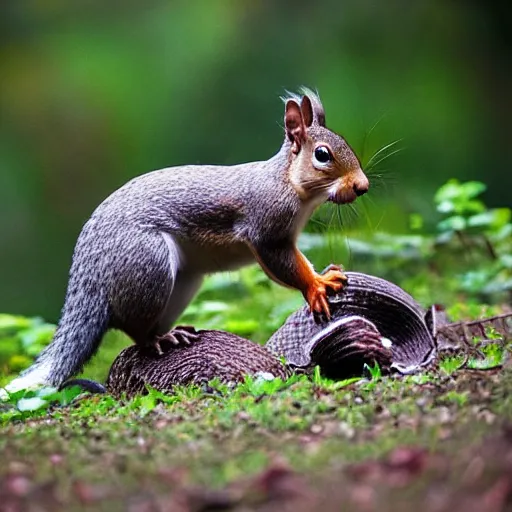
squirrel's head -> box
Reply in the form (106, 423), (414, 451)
(283, 88), (369, 205)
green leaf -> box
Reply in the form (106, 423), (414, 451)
(36, 386), (59, 398)
(434, 180), (487, 216)
(223, 319), (259, 335)
(468, 208), (511, 231)
(409, 213), (424, 230)
(138, 394), (157, 415)
(436, 200), (456, 214)
(457, 270), (492, 293)
(7, 355), (32, 372)
(499, 254), (512, 268)
(460, 199), (486, 214)
(197, 301), (231, 313)
(437, 215), (466, 232)
(19, 324), (56, 350)
(493, 223), (512, 242)
(461, 181), (487, 199)
(17, 397), (48, 412)
(363, 362), (382, 380)
(0, 315), (34, 333)
(0, 338), (21, 363)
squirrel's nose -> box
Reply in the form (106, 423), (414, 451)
(353, 177), (369, 197)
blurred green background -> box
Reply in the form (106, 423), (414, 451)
(0, 0), (510, 321)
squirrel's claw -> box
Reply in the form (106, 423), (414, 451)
(306, 267), (347, 319)
(151, 325), (200, 356)
(322, 266), (348, 290)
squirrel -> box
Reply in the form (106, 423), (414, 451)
(1, 87), (369, 395)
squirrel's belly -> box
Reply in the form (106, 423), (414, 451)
(178, 240), (254, 273)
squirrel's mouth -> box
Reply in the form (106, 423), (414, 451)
(328, 189), (358, 205)
(328, 174), (369, 204)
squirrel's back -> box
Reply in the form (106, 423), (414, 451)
(90, 145), (296, 245)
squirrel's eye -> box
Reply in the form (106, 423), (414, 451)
(314, 145), (332, 165)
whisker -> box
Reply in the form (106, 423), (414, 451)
(365, 139), (403, 170)
(358, 197), (378, 231)
(336, 207), (345, 229)
(327, 205), (337, 232)
(360, 111), (391, 162)
(309, 215), (330, 231)
(366, 147), (404, 172)
(347, 203), (359, 218)
(366, 111), (390, 138)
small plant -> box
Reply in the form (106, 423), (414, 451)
(439, 355), (466, 375)
(433, 179), (512, 298)
(441, 390), (469, 407)
(434, 179), (511, 240)
(466, 342), (505, 370)
(0, 384), (86, 424)
(363, 361), (382, 381)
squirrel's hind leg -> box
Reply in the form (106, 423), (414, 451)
(150, 270), (204, 355)
(109, 231), (203, 353)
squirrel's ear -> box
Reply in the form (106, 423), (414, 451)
(285, 99), (306, 153)
(300, 95), (314, 128)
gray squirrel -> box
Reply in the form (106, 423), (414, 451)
(2, 88), (369, 396)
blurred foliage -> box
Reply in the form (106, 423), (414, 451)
(0, 1), (510, 319)
(432, 180), (512, 297)
(0, 314), (55, 379)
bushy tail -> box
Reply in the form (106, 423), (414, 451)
(3, 299), (109, 395)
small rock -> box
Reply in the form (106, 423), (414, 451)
(73, 480), (113, 504)
(5, 474), (32, 497)
(236, 411), (251, 421)
(416, 397), (429, 409)
(310, 424), (323, 435)
(461, 456), (485, 484)
(477, 408), (496, 425)
(437, 406), (452, 424)
(338, 422), (355, 439)
(254, 371), (276, 382)
(49, 454), (64, 465)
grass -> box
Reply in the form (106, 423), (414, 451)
(2, 361), (511, 509)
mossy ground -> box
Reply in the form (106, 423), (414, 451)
(1, 352), (511, 510)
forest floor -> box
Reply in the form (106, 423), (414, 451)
(1, 360), (512, 511)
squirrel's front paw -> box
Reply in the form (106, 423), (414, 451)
(306, 267), (347, 319)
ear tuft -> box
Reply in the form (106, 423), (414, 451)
(299, 86), (326, 126)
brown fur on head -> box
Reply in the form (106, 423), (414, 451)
(283, 88), (369, 205)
